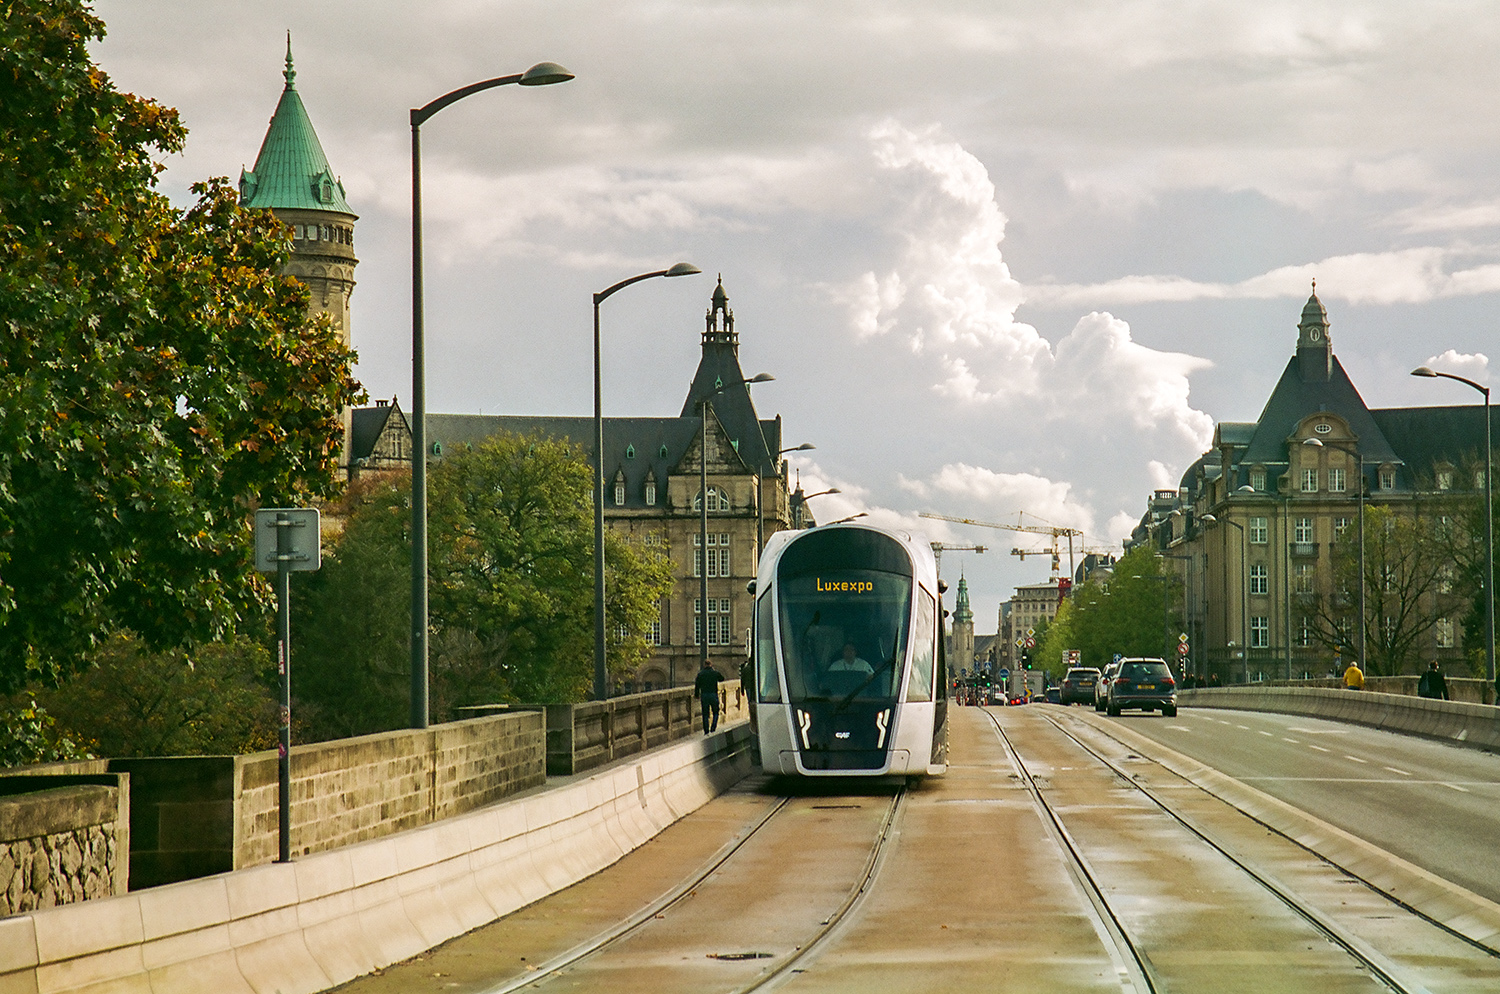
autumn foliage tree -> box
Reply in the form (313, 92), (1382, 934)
(0, 1), (362, 689)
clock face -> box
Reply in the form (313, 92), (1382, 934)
(1309, 328), (1322, 341)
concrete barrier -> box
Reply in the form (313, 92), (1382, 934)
(0, 723), (753, 994)
(1182, 686), (1500, 752)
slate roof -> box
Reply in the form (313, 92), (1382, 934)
(238, 44), (354, 216)
(350, 401), (407, 459)
(1371, 404), (1499, 481)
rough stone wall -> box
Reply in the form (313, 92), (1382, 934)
(236, 710), (545, 867)
(0, 785), (120, 914)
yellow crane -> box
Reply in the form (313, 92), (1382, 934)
(919, 511), (1083, 579)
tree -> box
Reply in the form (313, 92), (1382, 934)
(1052, 547), (1179, 672)
(1310, 505), (1448, 676)
(0, 1), (362, 690)
(36, 633), (279, 757)
(293, 434), (674, 737)
(426, 433), (673, 706)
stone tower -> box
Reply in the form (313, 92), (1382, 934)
(239, 39), (358, 351)
(952, 574), (975, 674)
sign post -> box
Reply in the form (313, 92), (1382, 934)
(255, 508), (321, 864)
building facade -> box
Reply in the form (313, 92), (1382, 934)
(1130, 290), (1495, 681)
(348, 280), (798, 690)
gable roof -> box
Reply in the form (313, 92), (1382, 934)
(1241, 354), (1399, 471)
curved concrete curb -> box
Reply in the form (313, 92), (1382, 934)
(1181, 687), (1500, 753)
(0, 725), (753, 994)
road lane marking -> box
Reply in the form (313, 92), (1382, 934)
(1237, 724), (1251, 730)
(1258, 730), (1274, 737)
(1282, 737), (1301, 744)
(1344, 755), (1368, 764)
(1287, 727), (1349, 734)
(1441, 783), (1471, 793)
(1383, 767), (1412, 777)
(1167, 726), (1192, 731)
(1308, 745), (1331, 753)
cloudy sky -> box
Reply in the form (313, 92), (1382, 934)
(92, 0), (1497, 630)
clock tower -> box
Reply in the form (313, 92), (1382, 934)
(1296, 283), (1331, 383)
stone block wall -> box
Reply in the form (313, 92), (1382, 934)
(0, 784), (125, 915)
(235, 710), (546, 868)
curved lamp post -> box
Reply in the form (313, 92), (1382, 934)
(1411, 366), (1494, 690)
(591, 264), (702, 701)
(410, 62), (573, 729)
(699, 373), (774, 675)
(754, 443), (815, 566)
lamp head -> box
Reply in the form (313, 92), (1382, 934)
(785, 443), (816, 453)
(519, 62), (574, 86)
(1201, 514), (1218, 524)
(1302, 437), (1324, 447)
(745, 372), (775, 384)
(1410, 366), (1438, 378)
(665, 262), (701, 278)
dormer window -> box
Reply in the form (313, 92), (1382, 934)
(645, 479), (657, 506)
(1437, 469), (1453, 491)
(1379, 467), (1396, 491)
(1249, 468), (1266, 491)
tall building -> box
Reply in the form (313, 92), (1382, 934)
(1130, 289), (1495, 680)
(347, 279), (797, 690)
(239, 42), (358, 458)
(948, 575), (975, 674)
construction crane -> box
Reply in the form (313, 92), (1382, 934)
(920, 511), (1084, 580)
(930, 543), (985, 580)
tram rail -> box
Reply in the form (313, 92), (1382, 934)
(482, 783), (906, 994)
(984, 705), (1455, 994)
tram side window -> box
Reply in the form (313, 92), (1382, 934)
(905, 588), (935, 702)
(755, 593), (781, 702)
(935, 612), (947, 700)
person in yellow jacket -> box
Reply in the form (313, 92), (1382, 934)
(1343, 661), (1365, 690)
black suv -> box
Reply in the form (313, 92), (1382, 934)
(1105, 658), (1177, 717)
(1059, 667), (1100, 705)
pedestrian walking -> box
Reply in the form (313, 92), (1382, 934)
(1343, 661), (1364, 690)
(1417, 660), (1449, 700)
(695, 660), (724, 734)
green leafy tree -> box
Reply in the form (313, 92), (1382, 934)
(0, 1), (362, 690)
(0, 698), (91, 768)
(36, 633), (279, 757)
(1058, 547), (1179, 671)
(294, 434), (674, 738)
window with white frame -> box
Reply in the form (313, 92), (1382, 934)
(1334, 516), (1351, 539)
(1439, 563), (1454, 594)
(695, 597), (732, 646)
(614, 481), (626, 506)
(1437, 469), (1453, 490)
(645, 481), (657, 506)
(1436, 617), (1455, 648)
(1249, 468), (1267, 491)
(1250, 616), (1269, 648)
(1294, 517), (1314, 543)
(1249, 516), (1268, 544)
(1302, 468), (1318, 493)
(648, 613), (661, 645)
(694, 487), (731, 512)
(1379, 467), (1396, 490)
(1249, 564), (1268, 595)
(1295, 562), (1315, 593)
(1329, 467), (1346, 493)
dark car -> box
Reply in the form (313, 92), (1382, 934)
(1059, 667), (1100, 705)
(1044, 687), (1061, 704)
(1106, 657), (1177, 717)
(1094, 661), (1120, 711)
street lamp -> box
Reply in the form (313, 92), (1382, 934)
(1411, 365), (1495, 691)
(792, 487), (840, 529)
(1303, 437), (1367, 676)
(409, 62), (573, 729)
(699, 373), (775, 676)
(753, 443), (815, 569)
(1201, 514), (1248, 683)
(591, 264), (702, 702)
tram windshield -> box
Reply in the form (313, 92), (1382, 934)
(777, 568), (911, 705)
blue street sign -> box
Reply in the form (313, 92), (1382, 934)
(998, 668), (1010, 680)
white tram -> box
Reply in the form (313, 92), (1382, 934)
(748, 523), (949, 777)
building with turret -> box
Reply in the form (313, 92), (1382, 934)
(347, 278), (797, 691)
(240, 41), (358, 459)
(948, 575), (975, 674)
(1129, 288), (1496, 681)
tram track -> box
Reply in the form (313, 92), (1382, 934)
(985, 704), (1459, 994)
(482, 783), (907, 994)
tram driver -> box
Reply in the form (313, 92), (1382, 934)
(828, 641), (874, 676)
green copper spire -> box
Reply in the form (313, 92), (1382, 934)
(954, 574), (973, 624)
(239, 36), (354, 214)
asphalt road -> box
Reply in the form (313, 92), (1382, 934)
(1081, 703), (1500, 903)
